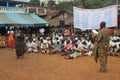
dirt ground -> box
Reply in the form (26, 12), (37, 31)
(0, 48), (120, 80)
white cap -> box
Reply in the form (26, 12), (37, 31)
(33, 38), (36, 41)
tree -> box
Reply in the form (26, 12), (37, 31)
(55, 1), (74, 11)
(48, 0), (56, 7)
(27, 0), (120, 10)
(29, 0), (40, 6)
(74, 0), (118, 9)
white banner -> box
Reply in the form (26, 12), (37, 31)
(74, 5), (117, 30)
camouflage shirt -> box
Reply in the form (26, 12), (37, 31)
(96, 28), (110, 52)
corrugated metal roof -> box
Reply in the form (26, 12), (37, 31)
(0, 0), (30, 3)
(0, 12), (49, 27)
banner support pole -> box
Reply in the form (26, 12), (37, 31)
(117, 0), (119, 29)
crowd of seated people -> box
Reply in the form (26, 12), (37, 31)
(109, 36), (120, 56)
(23, 30), (94, 59)
(1, 27), (120, 59)
(0, 34), (7, 48)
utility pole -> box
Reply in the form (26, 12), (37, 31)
(71, 0), (75, 35)
(73, 0), (75, 35)
(39, 0), (41, 6)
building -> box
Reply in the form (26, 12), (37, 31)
(0, 0), (49, 35)
(44, 9), (73, 33)
(47, 9), (73, 27)
(40, 0), (74, 7)
(0, 0), (49, 27)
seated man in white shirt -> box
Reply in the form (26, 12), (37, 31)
(81, 40), (93, 56)
(26, 38), (38, 53)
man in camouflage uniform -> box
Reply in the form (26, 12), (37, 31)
(94, 21), (110, 72)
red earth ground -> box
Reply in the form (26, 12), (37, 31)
(0, 48), (120, 80)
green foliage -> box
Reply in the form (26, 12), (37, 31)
(55, 1), (74, 11)
(29, 0), (40, 6)
(53, 0), (119, 11)
(28, 0), (120, 10)
(73, 0), (118, 9)
(48, 0), (56, 7)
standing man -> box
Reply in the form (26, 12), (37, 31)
(94, 21), (110, 72)
(14, 27), (25, 59)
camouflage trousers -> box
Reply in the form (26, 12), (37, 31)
(99, 53), (108, 70)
